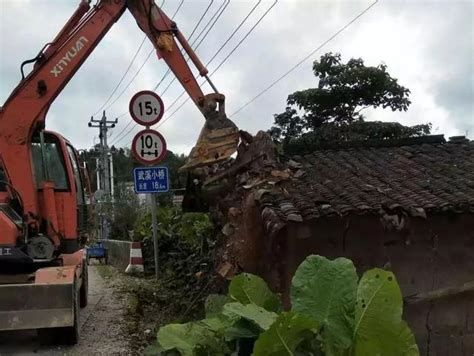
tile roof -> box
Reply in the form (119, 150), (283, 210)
(254, 136), (474, 233)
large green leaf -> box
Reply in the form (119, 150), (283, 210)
(229, 273), (281, 312)
(223, 302), (278, 331)
(200, 315), (233, 334)
(205, 294), (230, 318)
(291, 255), (358, 352)
(253, 312), (319, 356)
(225, 319), (261, 340)
(156, 322), (224, 356)
(143, 343), (162, 355)
(353, 268), (419, 356)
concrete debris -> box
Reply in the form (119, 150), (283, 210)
(217, 261), (235, 279)
(271, 169), (291, 179)
(228, 207), (241, 219)
(222, 223), (235, 236)
(288, 159), (303, 169)
(243, 178), (267, 189)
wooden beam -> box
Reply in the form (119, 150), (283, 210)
(404, 281), (474, 305)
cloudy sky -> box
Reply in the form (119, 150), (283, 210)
(0, 0), (472, 155)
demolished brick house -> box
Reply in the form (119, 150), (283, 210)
(215, 133), (474, 355)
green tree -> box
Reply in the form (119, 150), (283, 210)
(269, 53), (430, 146)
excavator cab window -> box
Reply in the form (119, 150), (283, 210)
(31, 134), (69, 190)
(66, 145), (88, 231)
(66, 145), (85, 206)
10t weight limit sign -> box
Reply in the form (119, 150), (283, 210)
(132, 129), (167, 165)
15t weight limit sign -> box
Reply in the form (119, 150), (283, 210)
(129, 90), (164, 126)
(132, 129), (167, 165)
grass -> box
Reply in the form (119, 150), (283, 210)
(95, 264), (115, 280)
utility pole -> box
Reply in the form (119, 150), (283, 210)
(88, 111), (117, 240)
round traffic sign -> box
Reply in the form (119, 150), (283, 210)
(131, 129), (167, 165)
(129, 90), (164, 126)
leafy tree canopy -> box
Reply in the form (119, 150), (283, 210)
(269, 53), (430, 147)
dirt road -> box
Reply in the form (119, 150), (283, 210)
(0, 265), (131, 355)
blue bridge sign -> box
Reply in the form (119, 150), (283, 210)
(133, 166), (169, 194)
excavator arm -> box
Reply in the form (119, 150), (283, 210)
(0, 0), (238, 235)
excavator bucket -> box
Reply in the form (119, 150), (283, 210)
(180, 94), (240, 171)
(181, 119), (239, 171)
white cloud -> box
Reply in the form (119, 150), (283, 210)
(1, 0), (472, 154)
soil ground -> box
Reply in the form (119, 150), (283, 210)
(0, 264), (132, 355)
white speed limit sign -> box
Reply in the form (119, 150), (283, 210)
(129, 90), (164, 126)
(131, 129), (167, 165)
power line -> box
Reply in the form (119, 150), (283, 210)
(154, 0), (229, 94)
(103, 48), (155, 113)
(105, 0), (184, 114)
(110, 120), (133, 146)
(205, 0), (261, 68)
(153, 0), (215, 92)
(142, 0), (377, 146)
(91, 0), (169, 117)
(92, 35), (147, 117)
(117, 0), (276, 147)
(160, 0), (231, 96)
(187, 0), (229, 52)
(185, 0), (215, 49)
(146, 0), (278, 131)
(113, 0), (232, 146)
(189, 0), (231, 53)
(229, 0), (378, 118)
(171, 0), (185, 19)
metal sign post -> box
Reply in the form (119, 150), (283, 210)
(150, 193), (159, 278)
(129, 90), (166, 279)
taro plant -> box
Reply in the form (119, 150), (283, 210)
(148, 255), (419, 356)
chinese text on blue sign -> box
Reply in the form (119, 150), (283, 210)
(133, 166), (169, 193)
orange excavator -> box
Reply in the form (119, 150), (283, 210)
(0, 0), (239, 343)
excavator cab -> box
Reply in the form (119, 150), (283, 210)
(0, 130), (90, 272)
(30, 131), (91, 244)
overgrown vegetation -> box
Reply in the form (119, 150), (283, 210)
(149, 255), (419, 356)
(121, 206), (225, 352)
